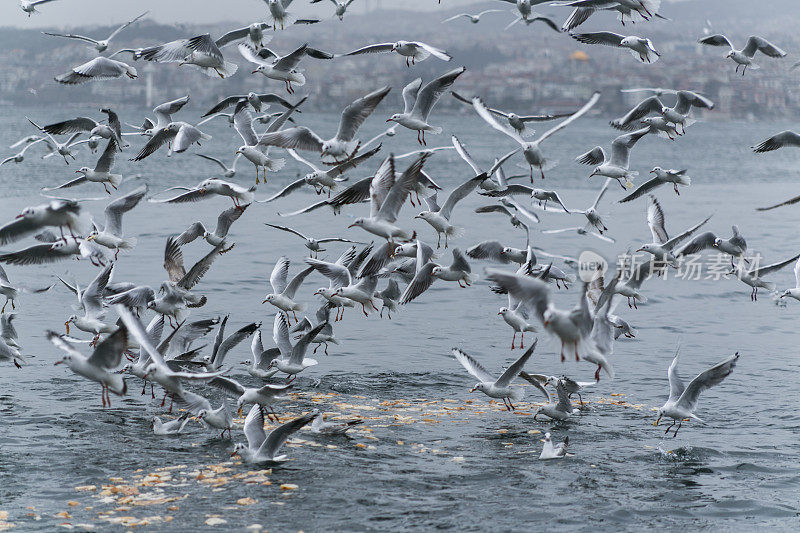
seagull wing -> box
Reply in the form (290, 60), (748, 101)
(411, 66), (466, 121)
(451, 347), (495, 383)
(677, 353), (739, 412)
(495, 339), (536, 387)
(336, 86), (391, 142)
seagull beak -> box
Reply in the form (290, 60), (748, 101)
(237, 407), (243, 417)
(251, 69), (259, 74)
(469, 387), (477, 393)
(635, 247), (644, 252)
(497, 311), (502, 315)
(230, 450), (239, 457)
(650, 170), (655, 174)
(75, 170), (81, 173)
(347, 223), (356, 228)
(54, 360), (63, 366)
(543, 320), (550, 327)
(385, 118), (393, 123)
(653, 416), (661, 426)
(15, 214), (23, 219)
(261, 298), (268, 304)
(65, 321), (70, 334)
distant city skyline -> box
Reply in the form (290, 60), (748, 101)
(1, 0), (480, 29)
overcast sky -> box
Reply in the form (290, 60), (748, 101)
(2, 0), (480, 29)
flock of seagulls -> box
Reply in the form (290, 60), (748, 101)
(3, 0), (797, 472)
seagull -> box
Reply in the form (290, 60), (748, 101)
(230, 100), (285, 183)
(151, 412), (191, 435)
(311, 0), (357, 20)
(486, 269), (600, 364)
(655, 348), (739, 437)
(42, 109), (125, 149)
(348, 154), (428, 245)
(20, 0), (59, 16)
(415, 171), (489, 248)
(135, 96), (191, 137)
(307, 247), (367, 319)
(481, 184), (571, 213)
(677, 226), (747, 267)
(210, 374), (294, 419)
(539, 433), (569, 460)
(49, 327), (128, 407)
(263, 257), (314, 322)
(239, 328), (281, 379)
(0, 238), (103, 267)
(728, 253), (800, 301)
(0, 199), (82, 246)
(467, 240), (527, 264)
(64, 264), (116, 341)
(387, 67), (465, 145)
(752, 131), (800, 153)
(310, 413), (363, 434)
(442, 9), (504, 23)
(534, 378), (579, 421)
(269, 313), (326, 381)
(152, 179), (253, 210)
(264, 145), (380, 201)
(779, 258), (800, 302)
(374, 279), (401, 319)
(698, 34), (787, 75)
(290, 304), (339, 354)
(265, 0), (303, 30)
(237, 96), (305, 181)
(557, 0), (666, 31)
(451, 341), (536, 410)
(259, 86), (390, 161)
(44, 139), (122, 194)
(54, 57), (138, 84)
(636, 195), (711, 269)
(614, 258), (653, 309)
(0, 265), (53, 313)
(1, 138), (45, 166)
(264, 223), (364, 257)
(184, 395), (234, 438)
(85, 186), (147, 258)
(571, 31), (660, 63)
(202, 92), (294, 117)
(620, 167), (691, 202)
(572, 179), (612, 234)
(473, 92), (600, 180)
(215, 23), (272, 48)
(232, 406), (315, 464)
(130, 122), (211, 161)
(175, 204), (248, 251)
(195, 154), (241, 178)
(42, 11), (148, 52)
(238, 43), (316, 93)
(0, 329), (23, 369)
(451, 91), (571, 138)
(577, 128), (649, 189)
(400, 245), (475, 304)
(475, 199), (539, 238)
(27, 118), (84, 165)
(495, 0), (553, 26)
(340, 40), (451, 67)
(611, 91), (713, 131)
(137, 34), (238, 78)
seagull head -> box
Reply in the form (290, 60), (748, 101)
(143, 363), (158, 378)
(54, 354), (71, 366)
(543, 432), (551, 443)
(262, 294), (275, 304)
(267, 358), (279, 369)
(86, 229), (99, 241)
(231, 442), (246, 457)
(542, 308), (555, 327)
(497, 307), (508, 316)
(347, 217), (365, 229)
(619, 36), (635, 48)
(469, 383), (484, 393)
(659, 105), (670, 115)
(712, 237), (722, 247)
(386, 113), (401, 123)
(414, 211), (429, 220)
(64, 315), (77, 334)
(589, 167), (600, 177)
(16, 207), (35, 219)
(650, 166), (662, 175)
(251, 65), (267, 75)
(780, 289), (792, 298)
(654, 408), (663, 426)
(125, 65), (138, 79)
(725, 50), (734, 59)
(431, 265), (442, 277)
(196, 410), (207, 420)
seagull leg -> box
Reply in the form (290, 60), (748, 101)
(735, 64), (740, 74)
(594, 365), (601, 382)
(574, 343), (580, 361)
(150, 383), (155, 399)
(663, 420), (675, 435)
(508, 400), (515, 411)
(1, 299), (6, 313)
(742, 65), (747, 76)
(168, 395), (174, 413)
(672, 422), (682, 438)
(674, 183), (679, 195)
(114, 248), (119, 261)
(540, 167), (545, 180)
(560, 343), (565, 363)
(324, 343), (329, 355)
(633, 298), (638, 310)
(511, 332), (516, 350)
(160, 391), (168, 408)
(361, 303), (368, 317)
(520, 332), (524, 349)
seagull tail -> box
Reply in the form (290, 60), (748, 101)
(426, 126), (443, 135)
(108, 374), (127, 396)
(117, 237), (137, 251)
(267, 158), (286, 172)
(445, 225), (463, 238)
(108, 174), (123, 188)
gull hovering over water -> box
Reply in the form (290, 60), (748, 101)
(451, 91), (571, 138)
(611, 91), (714, 132)
(44, 139), (122, 194)
(202, 92), (294, 117)
(416, 171), (490, 248)
(310, 412), (363, 434)
(1, 139), (44, 166)
(728, 252), (800, 301)
(42, 11), (148, 52)
(310, 0), (357, 20)
(571, 31), (660, 63)
(636, 195), (711, 269)
(577, 128), (649, 189)
(20, 0), (59, 16)
(340, 40), (451, 67)
(620, 167), (691, 201)
(677, 226), (747, 267)
(130, 121), (210, 161)
(387, 68), (465, 145)
(239, 43), (331, 93)
(232, 406), (315, 464)
(264, 223), (364, 257)
(55, 57), (138, 84)
(49, 327), (128, 408)
(655, 348), (739, 437)
(0, 265), (53, 313)
(269, 313), (326, 382)
(698, 34), (787, 75)
(43, 109), (125, 149)
(0, 199), (81, 246)
(442, 9), (504, 24)
(195, 154), (241, 178)
(451, 341), (536, 410)
(137, 34), (238, 78)
(85, 186), (147, 258)
(556, 0), (666, 31)
(752, 131), (800, 154)
(259, 86), (390, 161)
(263, 257), (314, 322)
(175, 204), (248, 250)
(473, 91), (600, 180)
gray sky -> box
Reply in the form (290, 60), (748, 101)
(2, 0), (478, 28)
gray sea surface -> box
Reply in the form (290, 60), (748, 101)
(1, 107), (799, 530)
